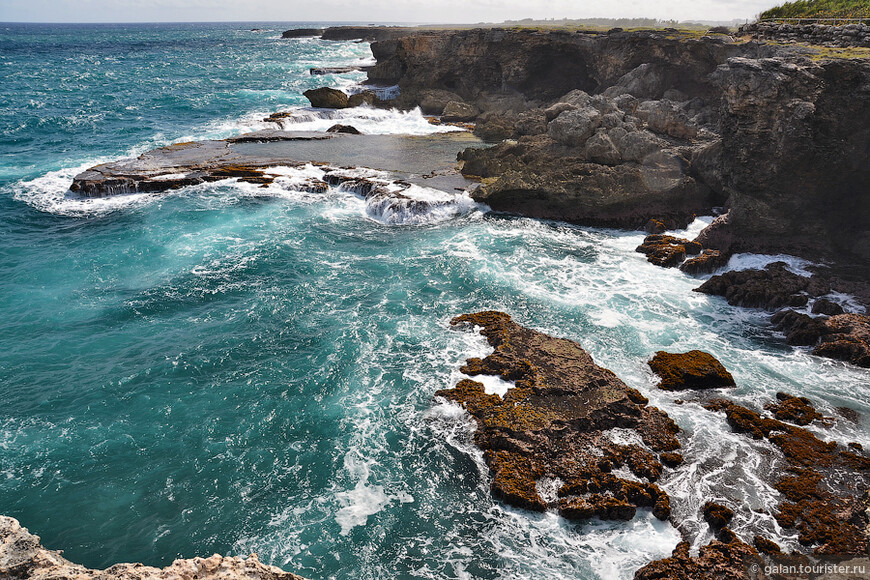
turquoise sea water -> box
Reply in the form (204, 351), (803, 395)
(2, 23), (869, 580)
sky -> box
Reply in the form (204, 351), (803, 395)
(1, 0), (776, 24)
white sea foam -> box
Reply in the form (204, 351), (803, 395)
(464, 373), (514, 397)
(261, 105), (464, 135)
(726, 252), (816, 276)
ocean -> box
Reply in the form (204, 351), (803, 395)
(1, 22), (868, 580)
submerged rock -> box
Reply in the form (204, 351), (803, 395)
(648, 350), (736, 391)
(302, 87), (349, 109)
(0, 516), (307, 580)
(435, 311), (680, 523)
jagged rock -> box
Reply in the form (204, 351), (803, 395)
(765, 392), (830, 426)
(347, 90), (377, 107)
(583, 131), (621, 165)
(471, 112), (516, 142)
(302, 87), (349, 109)
(441, 100), (480, 122)
(703, 502), (735, 530)
(814, 314), (870, 367)
(680, 249), (729, 275)
(326, 124), (361, 134)
(704, 397), (870, 556)
(648, 350), (736, 391)
(695, 262), (830, 310)
(771, 311), (870, 367)
(547, 107), (601, 146)
(514, 109), (548, 136)
(435, 311), (679, 523)
(636, 234), (702, 268)
(0, 516), (307, 580)
(635, 538), (766, 580)
(644, 218), (667, 234)
(771, 310), (828, 346)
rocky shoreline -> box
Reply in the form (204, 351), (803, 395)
(0, 516), (307, 580)
(57, 23), (870, 579)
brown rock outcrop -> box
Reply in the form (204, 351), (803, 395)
(634, 538), (766, 580)
(636, 234), (702, 267)
(704, 397), (870, 556)
(302, 87), (349, 109)
(435, 311), (680, 523)
(648, 350), (736, 391)
(771, 310), (870, 367)
(0, 516), (306, 580)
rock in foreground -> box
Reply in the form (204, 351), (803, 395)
(436, 311), (680, 522)
(0, 516), (306, 580)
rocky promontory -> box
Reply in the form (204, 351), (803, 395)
(0, 516), (307, 580)
(364, 26), (870, 266)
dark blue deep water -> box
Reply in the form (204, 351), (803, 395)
(1, 22), (869, 580)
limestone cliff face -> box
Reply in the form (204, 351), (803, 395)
(699, 56), (870, 262)
(368, 28), (870, 265)
(369, 28), (756, 106)
(0, 516), (307, 580)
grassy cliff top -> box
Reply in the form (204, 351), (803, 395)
(761, 0), (870, 19)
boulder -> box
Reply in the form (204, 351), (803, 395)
(648, 350), (736, 391)
(347, 91), (377, 107)
(472, 112), (516, 142)
(302, 87), (349, 109)
(441, 100), (480, 122)
(326, 124), (362, 134)
(680, 249), (729, 274)
(583, 131), (621, 165)
(547, 107), (601, 146)
(417, 89), (464, 115)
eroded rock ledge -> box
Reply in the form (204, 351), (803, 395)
(0, 516), (306, 580)
(436, 311), (680, 521)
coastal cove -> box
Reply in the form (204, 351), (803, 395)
(1, 20), (870, 580)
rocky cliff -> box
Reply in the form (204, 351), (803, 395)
(367, 27), (870, 266)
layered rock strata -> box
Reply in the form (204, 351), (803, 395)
(0, 516), (307, 580)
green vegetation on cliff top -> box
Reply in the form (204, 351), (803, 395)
(761, 0), (870, 19)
